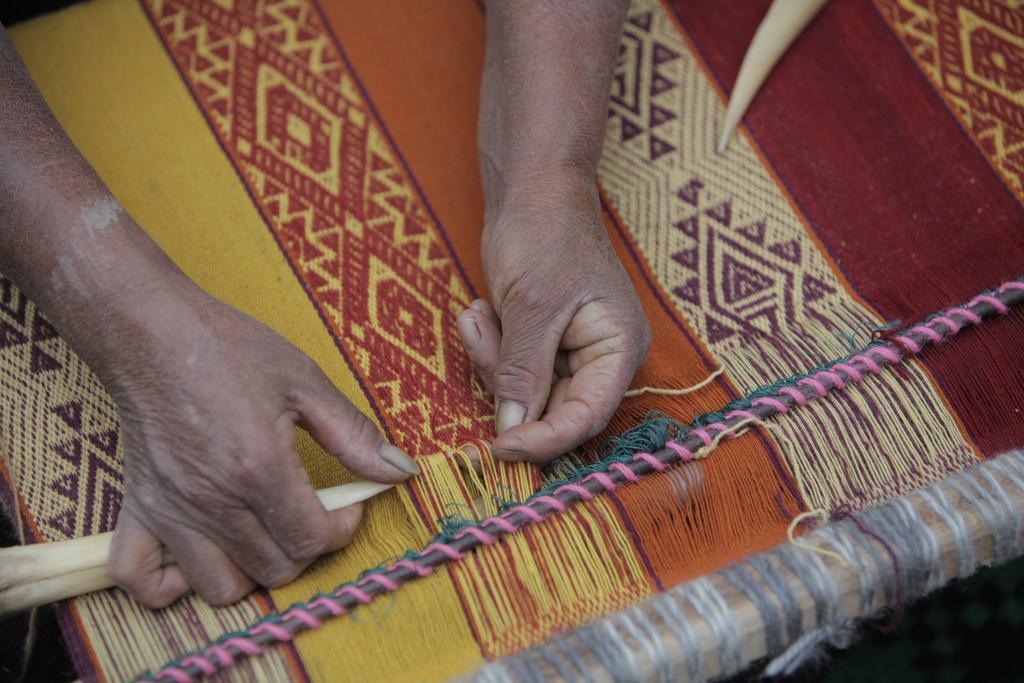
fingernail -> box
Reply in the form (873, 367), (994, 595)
(379, 445), (421, 476)
(457, 314), (480, 349)
(495, 401), (527, 434)
(470, 299), (489, 314)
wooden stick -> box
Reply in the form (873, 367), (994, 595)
(0, 479), (394, 617)
(716, 0), (829, 154)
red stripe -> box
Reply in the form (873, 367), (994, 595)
(668, 0), (1024, 454)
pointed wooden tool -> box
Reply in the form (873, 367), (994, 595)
(0, 479), (393, 617)
(717, 0), (830, 154)
(0, 445), (483, 616)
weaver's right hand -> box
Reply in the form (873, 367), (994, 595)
(104, 282), (418, 608)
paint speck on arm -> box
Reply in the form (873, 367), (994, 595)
(79, 196), (123, 234)
(57, 255), (89, 297)
(184, 403), (202, 427)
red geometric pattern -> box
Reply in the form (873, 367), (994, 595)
(143, 0), (492, 457)
(877, 0), (1024, 201)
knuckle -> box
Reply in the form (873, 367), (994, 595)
(340, 411), (381, 453)
(233, 449), (274, 490)
(495, 361), (546, 399)
(201, 576), (251, 606)
(263, 561), (303, 589)
(285, 528), (329, 562)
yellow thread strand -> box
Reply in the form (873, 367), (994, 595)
(450, 446), (488, 504)
(694, 414), (782, 459)
(406, 442), (649, 657)
(786, 509), (851, 568)
(624, 368), (725, 398)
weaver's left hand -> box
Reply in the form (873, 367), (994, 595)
(457, 175), (651, 463)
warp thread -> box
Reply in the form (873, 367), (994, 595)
(467, 448), (1024, 682)
(141, 278), (1024, 683)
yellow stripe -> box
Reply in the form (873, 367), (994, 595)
(11, 2), (482, 680)
(407, 447), (652, 657)
(12, 0), (371, 486)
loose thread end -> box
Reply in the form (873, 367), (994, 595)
(624, 367), (725, 398)
(787, 509), (851, 568)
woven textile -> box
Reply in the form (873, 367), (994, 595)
(1, 0), (1022, 681)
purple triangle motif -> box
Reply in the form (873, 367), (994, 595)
(747, 308), (781, 338)
(673, 215), (699, 238)
(52, 401), (83, 431)
(628, 11), (652, 31)
(620, 118), (643, 142)
(704, 201), (732, 227)
(88, 428), (120, 458)
(722, 253), (774, 303)
(45, 508), (77, 537)
(768, 240), (801, 263)
(30, 345), (62, 374)
(652, 43), (680, 65)
(706, 314), (737, 343)
(649, 135), (676, 161)
(671, 247), (698, 270)
(676, 179), (703, 206)
(0, 320), (28, 349)
(649, 74), (675, 97)
(672, 278), (701, 305)
(0, 279), (27, 325)
(802, 275), (835, 302)
(53, 437), (82, 467)
(736, 220), (766, 244)
(31, 311), (59, 342)
(648, 104), (675, 129)
(50, 473), (78, 500)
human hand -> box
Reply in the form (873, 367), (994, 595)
(103, 284), (418, 608)
(458, 176), (651, 463)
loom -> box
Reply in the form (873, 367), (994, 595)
(2, 0), (1023, 681)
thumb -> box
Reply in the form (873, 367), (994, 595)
(109, 507), (190, 609)
(292, 364), (420, 483)
(492, 300), (566, 436)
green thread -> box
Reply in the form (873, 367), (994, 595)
(143, 281), (1024, 680)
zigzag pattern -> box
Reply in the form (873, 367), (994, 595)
(148, 0), (491, 456)
(143, 0), (655, 663)
(877, 0), (1024, 201)
(599, 0), (977, 510)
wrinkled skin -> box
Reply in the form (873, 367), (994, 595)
(457, 179), (650, 463)
(0, 0), (645, 611)
(105, 286), (414, 606)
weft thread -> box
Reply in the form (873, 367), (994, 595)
(140, 279), (1024, 682)
(466, 448), (1024, 682)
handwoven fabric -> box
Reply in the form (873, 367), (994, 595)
(1, 0), (1022, 681)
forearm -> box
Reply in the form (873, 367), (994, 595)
(478, 0), (628, 217)
(0, 25), (189, 375)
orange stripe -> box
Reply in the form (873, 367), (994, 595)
(655, 0), (983, 463)
(325, 0), (800, 590)
(319, 0), (489, 294)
